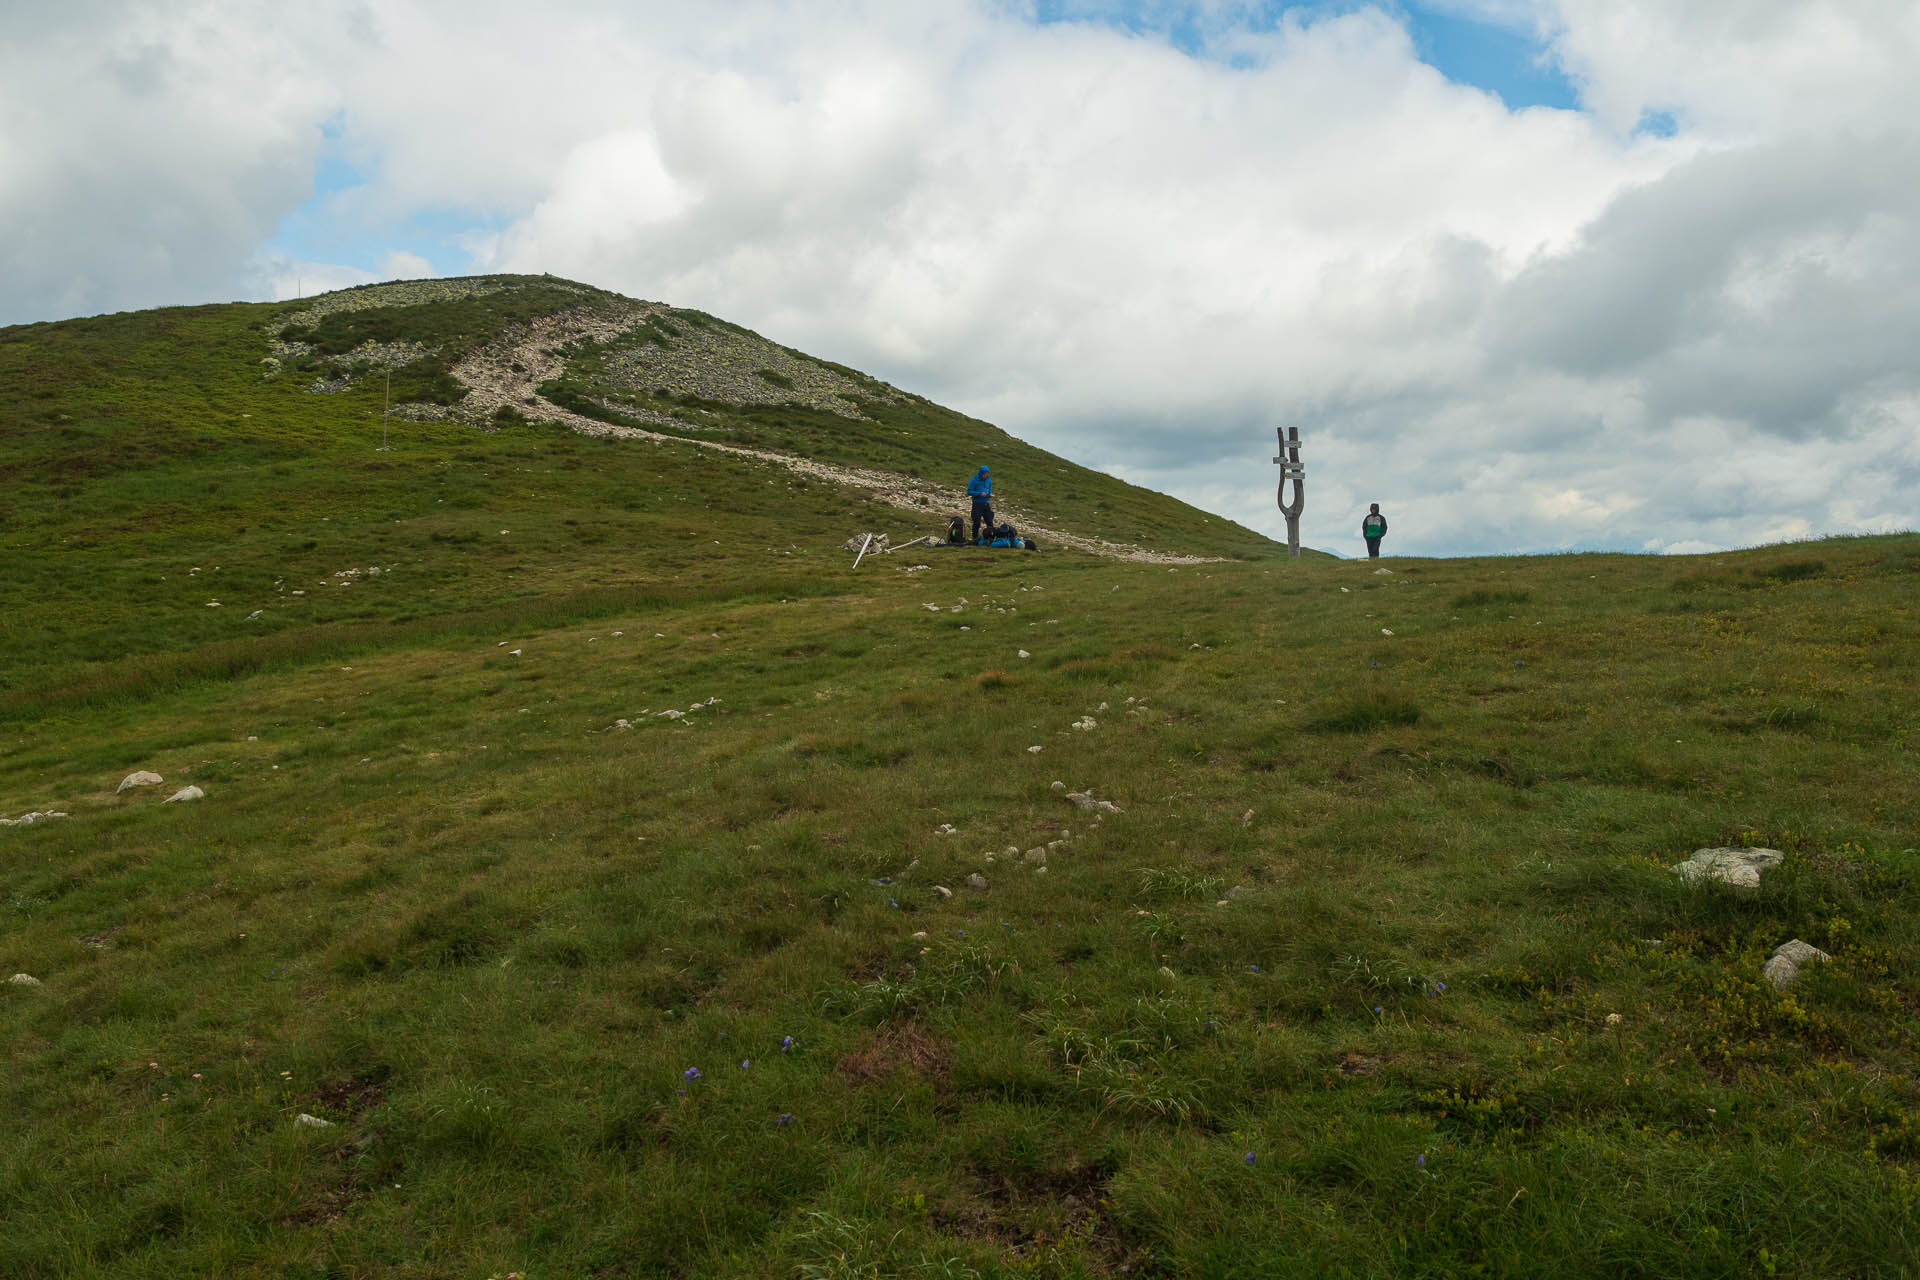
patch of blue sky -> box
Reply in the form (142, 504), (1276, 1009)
(1022, 0), (1581, 114)
(266, 133), (485, 280)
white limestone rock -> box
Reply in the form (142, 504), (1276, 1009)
(163, 785), (205, 803)
(8, 973), (42, 987)
(1, 811), (67, 827)
(1671, 847), (1784, 892)
(1063, 791), (1122, 814)
(117, 771), (164, 794)
(1762, 939), (1831, 990)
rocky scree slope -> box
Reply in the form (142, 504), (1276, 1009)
(268, 275), (1273, 563)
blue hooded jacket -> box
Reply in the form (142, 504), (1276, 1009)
(967, 467), (992, 501)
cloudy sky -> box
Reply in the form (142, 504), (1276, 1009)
(4, 0), (1917, 556)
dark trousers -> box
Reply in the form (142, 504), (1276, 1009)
(1365, 537), (1382, 558)
(971, 500), (993, 541)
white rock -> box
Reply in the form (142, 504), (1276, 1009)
(965, 873), (989, 891)
(1051, 781), (1066, 793)
(1003, 846), (1020, 858)
(294, 1113), (332, 1129)
(1025, 848), (1047, 864)
(658, 709), (685, 720)
(922, 603), (941, 612)
(1017, 650), (1030, 659)
(932, 885), (953, 900)
(246, 610), (263, 620)
(1671, 847), (1784, 892)
(509, 649), (523, 657)
(1, 811), (68, 827)
(1762, 938), (1832, 990)
(1063, 791), (1122, 814)
(117, 771), (164, 794)
(911, 931), (929, 940)
(1374, 568), (1394, 575)
(8, 973), (41, 986)
(163, 785), (205, 803)
(1380, 628), (1394, 636)
(1027, 745), (1043, 754)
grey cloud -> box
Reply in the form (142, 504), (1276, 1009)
(1492, 133), (1920, 439)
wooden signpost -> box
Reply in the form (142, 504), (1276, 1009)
(1273, 426), (1304, 558)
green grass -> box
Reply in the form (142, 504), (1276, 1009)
(3, 283), (1920, 1278)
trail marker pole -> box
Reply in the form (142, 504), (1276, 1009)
(1273, 426), (1304, 557)
(378, 370), (391, 451)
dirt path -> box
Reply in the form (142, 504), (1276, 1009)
(450, 310), (1223, 565)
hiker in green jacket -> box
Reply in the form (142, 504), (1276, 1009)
(1362, 504), (1388, 558)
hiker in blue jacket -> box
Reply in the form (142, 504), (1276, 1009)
(967, 466), (994, 542)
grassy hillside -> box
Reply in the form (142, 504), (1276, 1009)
(3, 283), (1919, 1278)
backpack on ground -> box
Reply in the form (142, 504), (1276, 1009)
(947, 515), (966, 545)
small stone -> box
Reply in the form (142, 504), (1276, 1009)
(1225, 885), (1255, 901)
(1027, 745), (1043, 754)
(1025, 848), (1046, 864)
(117, 771), (164, 794)
(1051, 781), (1066, 793)
(246, 610), (263, 620)
(911, 931), (928, 940)
(1003, 846), (1020, 858)
(965, 873), (989, 891)
(1017, 650), (1030, 659)
(1763, 938), (1832, 990)
(8, 973), (41, 986)
(1671, 847), (1784, 892)
(294, 1113), (332, 1129)
(163, 785), (205, 803)
(509, 649), (523, 657)
(1, 811), (68, 827)
(932, 885), (953, 899)
(1374, 568), (1394, 575)
(1063, 791), (1122, 814)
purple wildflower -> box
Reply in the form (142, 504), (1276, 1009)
(683, 1067), (701, 1080)
(741, 1060), (751, 1069)
(781, 1036), (794, 1052)
(776, 1113), (794, 1126)
(1244, 1153), (1256, 1165)
(1416, 1154), (1426, 1168)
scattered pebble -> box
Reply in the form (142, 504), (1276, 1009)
(116, 771), (164, 794)
(294, 1113), (332, 1129)
(1017, 650), (1030, 659)
(1, 811), (68, 827)
(8, 973), (42, 987)
(163, 785), (205, 804)
(965, 873), (989, 891)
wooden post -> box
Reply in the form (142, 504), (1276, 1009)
(1273, 427), (1304, 558)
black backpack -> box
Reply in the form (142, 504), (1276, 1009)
(946, 516), (965, 544)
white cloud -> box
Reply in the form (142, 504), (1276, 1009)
(4, 0), (1917, 556)
(379, 249), (437, 279)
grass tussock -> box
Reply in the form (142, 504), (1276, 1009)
(1305, 692), (1423, 732)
